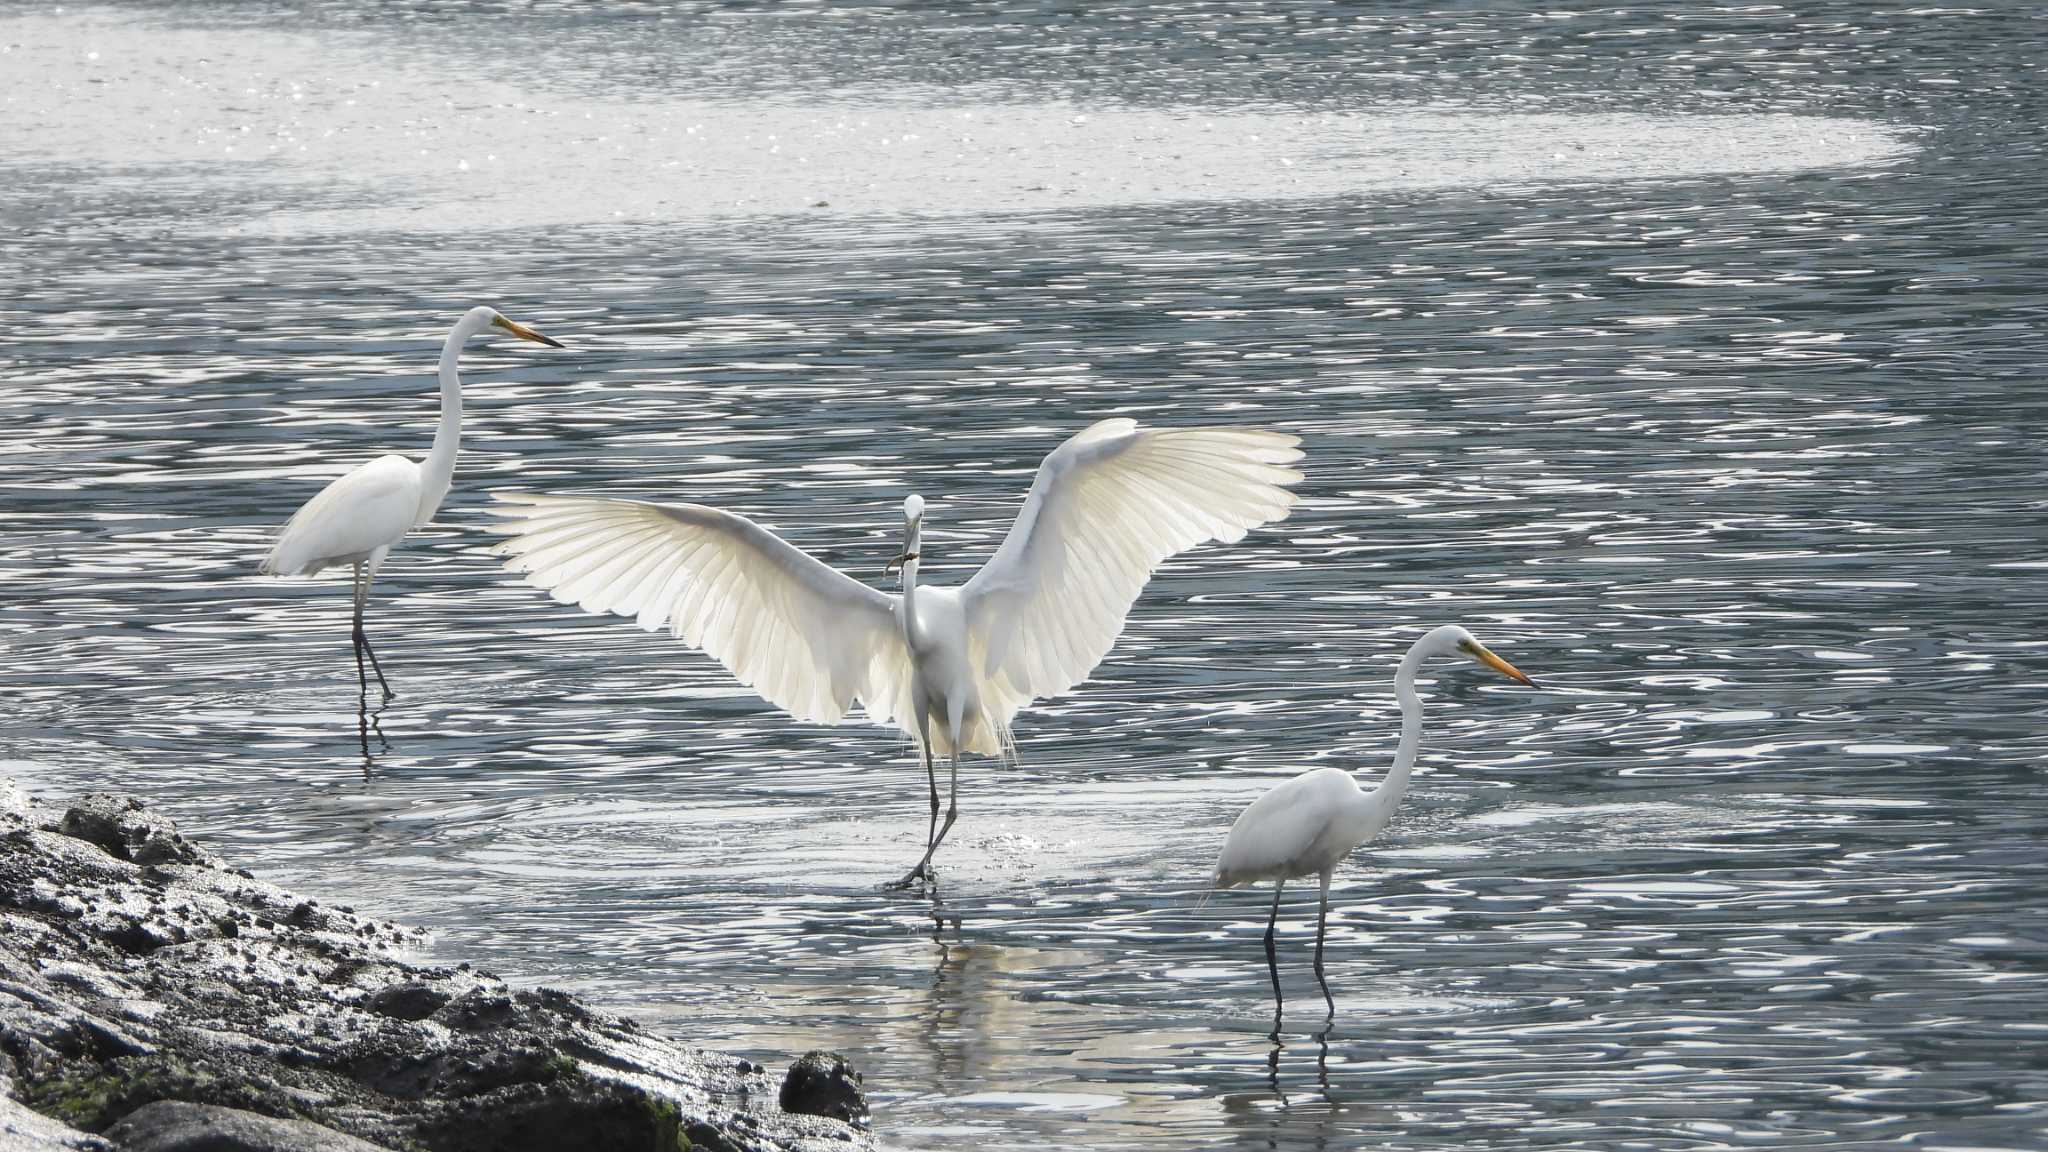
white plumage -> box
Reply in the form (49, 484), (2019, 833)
(1214, 766), (1388, 890)
(1213, 624), (1535, 1032)
(486, 494), (913, 729)
(491, 418), (1303, 884)
(261, 454), (421, 578)
(259, 305), (562, 699)
(965, 420), (1304, 710)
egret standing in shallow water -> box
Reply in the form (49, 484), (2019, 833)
(1213, 625), (1535, 1032)
(490, 419), (1302, 887)
(260, 306), (563, 699)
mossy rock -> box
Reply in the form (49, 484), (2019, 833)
(413, 1077), (696, 1152)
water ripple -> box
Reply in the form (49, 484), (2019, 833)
(5, 2), (2048, 1150)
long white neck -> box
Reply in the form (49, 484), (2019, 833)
(414, 320), (469, 525)
(1370, 642), (1429, 806)
(899, 553), (924, 649)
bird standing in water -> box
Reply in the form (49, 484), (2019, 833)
(1214, 625), (1536, 1033)
(491, 418), (1303, 887)
(260, 306), (563, 699)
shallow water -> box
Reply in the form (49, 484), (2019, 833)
(5, 2), (2048, 1148)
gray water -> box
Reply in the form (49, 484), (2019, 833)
(5, 3), (2048, 1148)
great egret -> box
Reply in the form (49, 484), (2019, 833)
(259, 306), (563, 699)
(489, 419), (1302, 887)
(1213, 624), (1535, 1030)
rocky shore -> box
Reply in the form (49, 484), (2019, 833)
(0, 781), (870, 1152)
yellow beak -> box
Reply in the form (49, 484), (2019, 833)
(1469, 643), (1535, 687)
(492, 314), (565, 348)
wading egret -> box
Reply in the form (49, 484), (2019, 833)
(490, 419), (1302, 887)
(259, 306), (563, 698)
(1213, 624), (1534, 1031)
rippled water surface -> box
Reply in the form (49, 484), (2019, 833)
(5, 3), (2048, 1148)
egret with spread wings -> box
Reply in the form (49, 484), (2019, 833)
(490, 419), (1302, 887)
(260, 306), (563, 699)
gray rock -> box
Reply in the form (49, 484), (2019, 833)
(0, 781), (31, 826)
(56, 794), (213, 867)
(0, 1096), (111, 1152)
(779, 1051), (869, 1126)
(104, 1101), (388, 1152)
(362, 981), (450, 1022)
(1, 786), (872, 1152)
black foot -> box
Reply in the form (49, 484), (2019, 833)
(883, 863), (935, 892)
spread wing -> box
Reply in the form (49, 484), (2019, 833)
(489, 493), (912, 729)
(960, 419), (1302, 725)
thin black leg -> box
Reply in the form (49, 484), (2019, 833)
(352, 629), (370, 696)
(914, 751), (962, 880)
(1313, 873), (1334, 1019)
(350, 563), (393, 700)
(357, 627), (392, 700)
(886, 715), (941, 892)
(1265, 878), (1287, 1039)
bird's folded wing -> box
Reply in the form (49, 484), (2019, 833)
(960, 419), (1303, 709)
(489, 493), (910, 728)
(260, 454), (420, 576)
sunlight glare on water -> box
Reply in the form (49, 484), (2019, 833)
(4, 2), (2048, 1149)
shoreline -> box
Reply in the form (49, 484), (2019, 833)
(0, 780), (871, 1152)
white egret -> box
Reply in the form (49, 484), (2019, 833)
(489, 419), (1302, 887)
(259, 306), (563, 699)
(1213, 624), (1534, 1029)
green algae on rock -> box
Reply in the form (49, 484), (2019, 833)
(0, 784), (870, 1152)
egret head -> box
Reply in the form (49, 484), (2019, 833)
(886, 495), (925, 577)
(1423, 624), (1535, 687)
(477, 306), (565, 348)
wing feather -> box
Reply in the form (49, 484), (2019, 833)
(260, 454), (422, 576)
(588, 536), (677, 614)
(491, 493), (910, 729)
(961, 419), (1302, 727)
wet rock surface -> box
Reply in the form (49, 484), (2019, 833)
(1, 1093), (112, 1152)
(0, 783), (872, 1152)
(54, 797), (212, 870)
(105, 1101), (388, 1152)
(778, 1053), (868, 1126)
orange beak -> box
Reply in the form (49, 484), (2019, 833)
(492, 314), (565, 348)
(1467, 642), (1535, 687)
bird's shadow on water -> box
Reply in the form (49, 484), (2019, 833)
(1209, 1028), (1340, 1151)
(920, 878), (964, 941)
(355, 690), (392, 779)
(1265, 1027), (1334, 1109)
